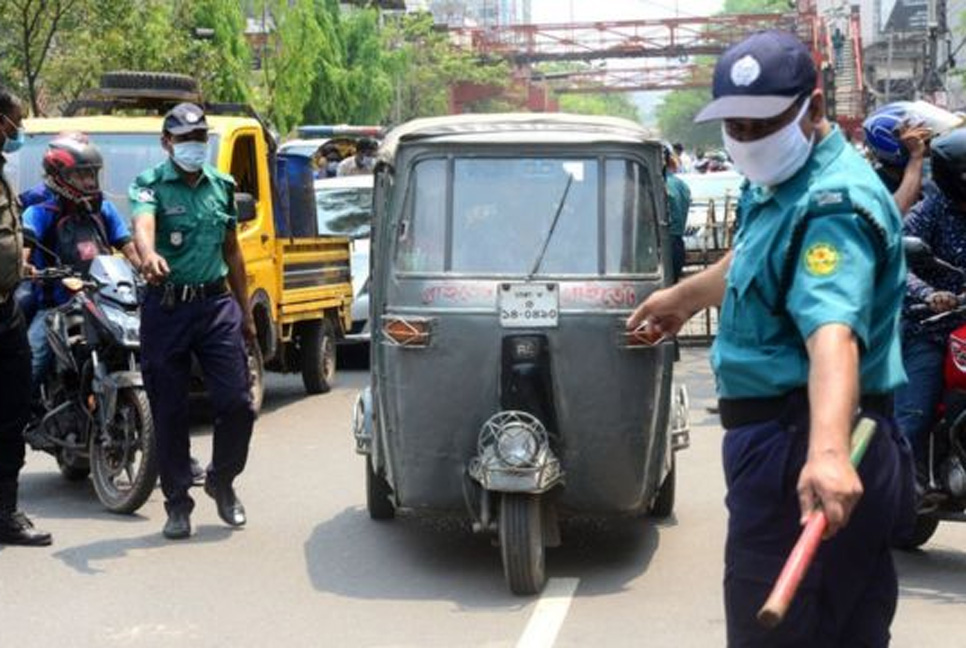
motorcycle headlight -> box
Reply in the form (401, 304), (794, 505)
(102, 306), (140, 346)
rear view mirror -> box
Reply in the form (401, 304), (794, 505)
(903, 236), (933, 266)
(236, 193), (257, 224)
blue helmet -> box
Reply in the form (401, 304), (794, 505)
(863, 103), (911, 167)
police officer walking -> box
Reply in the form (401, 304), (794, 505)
(628, 32), (914, 646)
(129, 103), (255, 540)
(0, 86), (52, 546)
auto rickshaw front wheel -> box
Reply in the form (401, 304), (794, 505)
(500, 493), (547, 596)
(366, 459), (395, 520)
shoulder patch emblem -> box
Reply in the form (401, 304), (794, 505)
(803, 242), (840, 276)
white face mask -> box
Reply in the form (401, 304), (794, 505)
(722, 98), (815, 187)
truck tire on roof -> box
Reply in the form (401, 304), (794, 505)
(100, 71), (199, 94)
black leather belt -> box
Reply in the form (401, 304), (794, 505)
(718, 388), (894, 429)
(149, 278), (229, 304)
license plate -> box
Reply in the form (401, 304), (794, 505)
(499, 283), (559, 328)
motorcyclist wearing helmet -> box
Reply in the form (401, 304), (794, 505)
(897, 128), (966, 498)
(863, 103), (934, 214)
(20, 136), (141, 387)
(18, 131), (90, 210)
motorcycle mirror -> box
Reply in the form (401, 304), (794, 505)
(62, 277), (84, 292)
(903, 236), (933, 265)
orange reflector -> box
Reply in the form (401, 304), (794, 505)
(383, 317), (432, 347)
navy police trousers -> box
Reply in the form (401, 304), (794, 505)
(722, 400), (915, 647)
(141, 290), (254, 514)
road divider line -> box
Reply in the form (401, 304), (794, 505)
(515, 577), (580, 648)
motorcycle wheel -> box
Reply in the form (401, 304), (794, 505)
(898, 513), (940, 550)
(365, 458), (395, 520)
(56, 451), (90, 482)
(90, 388), (158, 514)
(500, 493), (547, 596)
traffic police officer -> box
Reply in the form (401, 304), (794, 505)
(628, 31), (914, 646)
(0, 86), (52, 546)
(130, 103), (255, 540)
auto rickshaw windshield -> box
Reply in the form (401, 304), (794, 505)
(395, 156), (660, 276)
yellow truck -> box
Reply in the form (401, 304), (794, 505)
(8, 72), (354, 412)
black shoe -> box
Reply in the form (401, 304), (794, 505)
(163, 509), (191, 540)
(190, 457), (206, 487)
(204, 479), (246, 527)
(0, 511), (52, 546)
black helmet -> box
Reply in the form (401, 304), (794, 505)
(930, 129), (966, 203)
(42, 136), (103, 205)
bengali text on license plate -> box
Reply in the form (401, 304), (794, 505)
(499, 283), (559, 328)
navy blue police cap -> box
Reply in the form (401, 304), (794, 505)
(694, 30), (817, 123)
(163, 103), (209, 135)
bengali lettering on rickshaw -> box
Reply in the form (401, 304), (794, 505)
(561, 283), (639, 308)
(421, 283), (498, 305)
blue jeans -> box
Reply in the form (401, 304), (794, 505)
(894, 336), (946, 459)
(27, 308), (51, 390)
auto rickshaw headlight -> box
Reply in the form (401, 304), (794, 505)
(496, 423), (540, 468)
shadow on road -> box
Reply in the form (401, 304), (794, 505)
(304, 507), (661, 605)
(896, 546), (966, 606)
(16, 471), (151, 522)
(52, 525), (236, 575)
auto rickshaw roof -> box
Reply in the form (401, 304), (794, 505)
(378, 113), (658, 162)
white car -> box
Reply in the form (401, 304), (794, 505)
(314, 175), (374, 344)
(678, 170), (744, 251)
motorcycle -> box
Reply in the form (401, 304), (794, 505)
(24, 255), (158, 514)
(902, 237), (966, 547)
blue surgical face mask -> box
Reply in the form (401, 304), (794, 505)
(1, 114), (25, 154)
(171, 141), (208, 172)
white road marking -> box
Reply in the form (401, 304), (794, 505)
(515, 577), (580, 648)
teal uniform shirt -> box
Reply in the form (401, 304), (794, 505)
(666, 173), (692, 237)
(712, 126), (907, 398)
(129, 160), (237, 285)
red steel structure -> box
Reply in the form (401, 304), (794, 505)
(449, 3), (866, 130)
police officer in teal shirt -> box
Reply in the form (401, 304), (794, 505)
(130, 103), (255, 541)
(629, 31), (914, 647)
(664, 146), (692, 281)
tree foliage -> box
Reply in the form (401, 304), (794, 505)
(558, 93), (641, 122)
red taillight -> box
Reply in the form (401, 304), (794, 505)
(382, 317), (432, 347)
(621, 320), (666, 348)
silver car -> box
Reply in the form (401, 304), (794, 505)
(314, 174), (374, 343)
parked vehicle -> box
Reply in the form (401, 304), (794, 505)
(315, 174), (374, 344)
(352, 114), (690, 595)
(678, 170), (743, 253)
(8, 73), (355, 410)
(901, 237), (966, 547)
(24, 256), (157, 514)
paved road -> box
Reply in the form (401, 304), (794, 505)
(1, 349), (965, 647)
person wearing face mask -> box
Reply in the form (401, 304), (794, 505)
(0, 85), (52, 546)
(21, 136), (142, 391)
(336, 137), (377, 177)
(128, 103), (256, 540)
(627, 31), (914, 646)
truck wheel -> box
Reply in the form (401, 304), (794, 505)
(247, 343), (265, 417)
(366, 459), (395, 520)
(90, 388), (158, 514)
(100, 71), (199, 93)
(500, 493), (547, 596)
(650, 458), (676, 519)
(301, 320), (336, 395)
(898, 514), (940, 550)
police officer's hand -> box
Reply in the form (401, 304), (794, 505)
(141, 252), (170, 284)
(626, 286), (691, 341)
(899, 124), (931, 160)
(926, 290), (958, 313)
(797, 453), (863, 538)
(22, 261), (36, 278)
